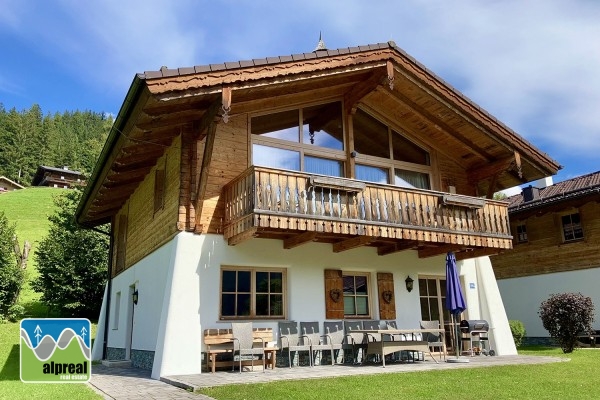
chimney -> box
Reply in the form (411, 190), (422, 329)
(522, 185), (540, 202)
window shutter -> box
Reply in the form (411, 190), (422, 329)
(154, 169), (166, 213)
(324, 269), (344, 319)
(116, 214), (128, 273)
(377, 272), (396, 320)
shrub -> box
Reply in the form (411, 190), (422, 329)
(509, 320), (526, 348)
(33, 189), (109, 318)
(539, 292), (595, 353)
(0, 212), (27, 321)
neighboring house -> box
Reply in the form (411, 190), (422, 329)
(75, 40), (561, 379)
(31, 165), (85, 188)
(0, 176), (25, 192)
(493, 171), (600, 344)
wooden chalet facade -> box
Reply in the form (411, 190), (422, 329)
(31, 165), (84, 188)
(0, 176), (25, 192)
(493, 172), (600, 342)
(76, 41), (560, 377)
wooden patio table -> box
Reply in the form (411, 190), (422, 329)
(354, 329), (447, 367)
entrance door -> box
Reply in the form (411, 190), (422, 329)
(419, 276), (454, 351)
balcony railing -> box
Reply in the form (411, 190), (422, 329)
(223, 166), (512, 250)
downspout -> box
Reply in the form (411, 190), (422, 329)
(102, 229), (114, 360)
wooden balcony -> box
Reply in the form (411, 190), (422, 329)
(222, 167), (512, 259)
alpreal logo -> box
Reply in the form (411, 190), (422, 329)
(20, 318), (91, 383)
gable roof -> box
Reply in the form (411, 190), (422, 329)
(507, 170), (600, 217)
(76, 40), (561, 227)
(0, 176), (25, 190)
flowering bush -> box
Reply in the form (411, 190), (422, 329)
(539, 292), (595, 353)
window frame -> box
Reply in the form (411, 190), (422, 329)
(560, 210), (584, 242)
(219, 265), (287, 320)
(342, 271), (372, 319)
(250, 100), (347, 175)
(353, 107), (433, 189)
(516, 222), (528, 244)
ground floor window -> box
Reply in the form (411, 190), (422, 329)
(220, 266), (286, 319)
(343, 272), (371, 318)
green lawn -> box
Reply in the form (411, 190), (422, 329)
(198, 347), (597, 400)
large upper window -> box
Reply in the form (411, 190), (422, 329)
(220, 266), (286, 319)
(353, 109), (431, 189)
(251, 102), (345, 177)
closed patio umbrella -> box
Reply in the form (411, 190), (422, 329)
(445, 251), (469, 363)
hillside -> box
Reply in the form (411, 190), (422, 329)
(0, 187), (67, 315)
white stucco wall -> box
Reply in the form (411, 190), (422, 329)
(98, 231), (516, 378)
(498, 267), (600, 337)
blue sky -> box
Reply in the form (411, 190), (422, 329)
(1, 0), (599, 187)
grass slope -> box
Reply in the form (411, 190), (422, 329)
(0, 187), (67, 316)
(0, 188), (100, 398)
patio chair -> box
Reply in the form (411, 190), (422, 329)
(278, 321), (312, 368)
(300, 321), (334, 366)
(420, 320), (446, 362)
(362, 320), (383, 343)
(323, 321), (345, 364)
(343, 320), (367, 364)
(231, 322), (266, 373)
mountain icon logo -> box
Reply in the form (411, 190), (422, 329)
(20, 318), (91, 383)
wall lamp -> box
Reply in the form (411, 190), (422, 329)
(405, 276), (414, 293)
(132, 289), (139, 305)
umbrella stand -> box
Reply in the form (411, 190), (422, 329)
(446, 314), (469, 363)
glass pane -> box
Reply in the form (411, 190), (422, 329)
(430, 301), (440, 321)
(356, 164), (389, 184)
(252, 144), (300, 171)
(256, 272), (269, 293)
(270, 294), (283, 316)
(355, 276), (368, 295)
(251, 109), (299, 142)
(356, 297), (369, 315)
(394, 169), (430, 190)
(420, 298), (431, 320)
(302, 102), (344, 150)
(237, 294), (251, 316)
(353, 109), (390, 158)
(256, 294), (268, 316)
(222, 294), (236, 316)
(270, 272), (283, 293)
(237, 271), (251, 292)
(391, 130), (430, 165)
(343, 276), (355, 294)
(344, 296), (356, 315)
(222, 270), (236, 292)
(305, 156), (343, 177)
(427, 279), (437, 296)
(440, 280), (446, 297)
(418, 279), (428, 295)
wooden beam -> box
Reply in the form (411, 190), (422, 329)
(193, 121), (218, 233)
(332, 236), (376, 253)
(380, 87), (494, 163)
(486, 172), (499, 199)
(455, 247), (502, 261)
(418, 244), (465, 258)
(343, 69), (385, 115)
(283, 231), (317, 249)
(377, 240), (418, 256)
(227, 227), (258, 246)
(467, 156), (514, 184)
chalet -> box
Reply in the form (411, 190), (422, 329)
(31, 165), (84, 188)
(493, 172), (600, 344)
(75, 40), (561, 378)
(0, 176), (25, 192)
